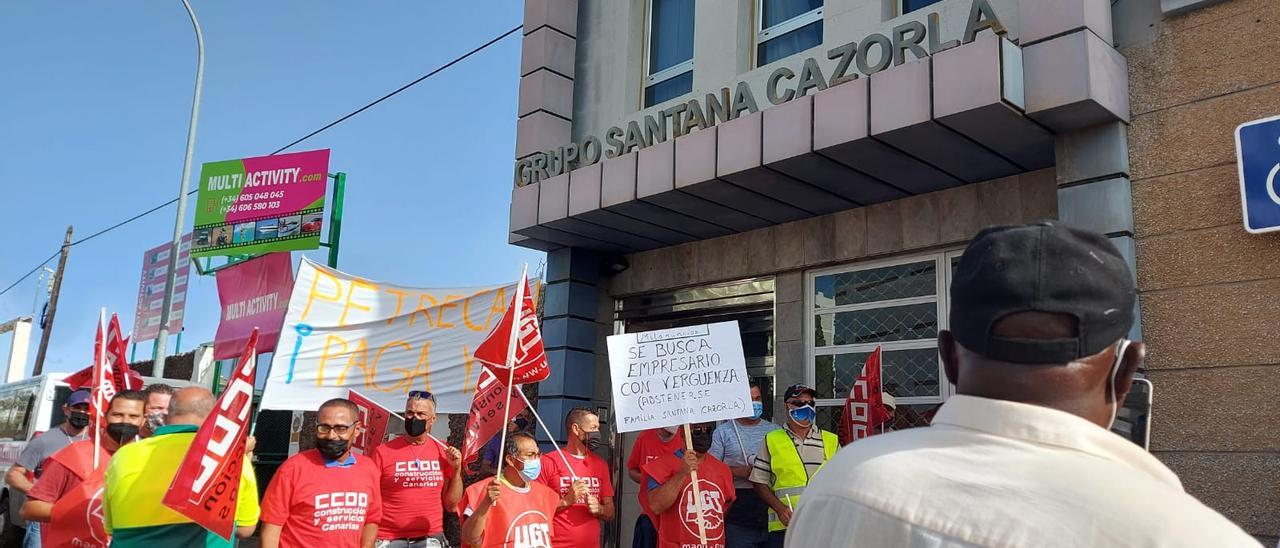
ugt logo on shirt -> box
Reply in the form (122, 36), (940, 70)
(505, 510), (552, 548)
(679, 479), (725, 539)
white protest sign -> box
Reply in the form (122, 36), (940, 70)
(607, 321), (751, 433)
(259, 258), (535, 414)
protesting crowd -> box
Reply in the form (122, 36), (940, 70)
(10, 222), (1266, 548)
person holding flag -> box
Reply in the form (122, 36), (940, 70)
(537, 407), (615, 547)
(460, 432), (560, 547)
(5, 389), (90, 547)
(644, 421), (736, 548)
(261, 398), (382, 548)
(370, 390), (464, 548)
(19, 390), (146, 545)
(749, 384), (838, 546)
(104, 387), (260, 546)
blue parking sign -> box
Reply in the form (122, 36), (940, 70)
(1235, 115), (1280, 233)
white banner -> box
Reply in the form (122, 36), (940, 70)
(260, 258), (534, 413)
(607, 321), (752, 433)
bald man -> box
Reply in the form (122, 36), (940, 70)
(104, 387), (260, 547)
(786, 222), (1258, 548)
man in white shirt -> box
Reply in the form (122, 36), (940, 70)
(786, 221), (1260, 548)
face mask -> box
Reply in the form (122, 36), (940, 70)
(146, 412), (166, 432)
(317, 438), (350, 460)
(518, 457), (542, 481)
(106, 423), (140, 444)
(405, 417), (428, 437)
(691, 431), (714, 453)
(583, 431), (602, 451)
(750, 401), (764, 420)
(1106, 340), (1132, 428)
(789, 404), (816, 425)
(67, 411), (90, 429)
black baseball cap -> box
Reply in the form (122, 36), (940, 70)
(783, 384), (816, 401)
(949, 221), (1135, 365)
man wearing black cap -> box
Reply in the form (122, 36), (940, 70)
(785, 222), (1258, 547)
(749, 383), (837, 547)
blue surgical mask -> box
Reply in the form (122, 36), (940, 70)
(750, 401), (764, 420)
(788, 405), (816, 425)
(520, 457), (542, 481)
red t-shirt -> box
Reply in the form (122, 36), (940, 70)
(626, 428), (684, 523)
(460, 478), (559, 548)
(261, 449), (383, 548)
(536, 450), (615, 547)
(370, 436), (456, 538)
(27, 459), (77, 504)
(642, 452), (735, 548)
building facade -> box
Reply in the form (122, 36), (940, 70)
(507, 0), (1279, 543)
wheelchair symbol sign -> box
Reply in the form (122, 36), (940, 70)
(1235, 114), (1280, 234)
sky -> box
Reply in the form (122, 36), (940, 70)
(0, 1), (543, 375)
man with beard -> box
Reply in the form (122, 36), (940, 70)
(538, 407), (615, 547)
(262, 398), (382, 548)
(7, 389), (90, 548)
(370, 390), (463, 547)
(645, 422), (735, 548)
(20, 391), (147, 544)
(104, 387), (260, 546)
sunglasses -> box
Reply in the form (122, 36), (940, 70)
(786, 399), (814, 407)
(689, 425), (716, 435)
(408, 390), (435, 401)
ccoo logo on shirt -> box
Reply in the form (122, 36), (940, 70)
(504, 510), (552, 548)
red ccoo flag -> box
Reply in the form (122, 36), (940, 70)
(162, 329), (259, 540)
(68, 313), (141, 392)
(472, 277), (549, 385)
(838, 346), (893, 445)
(461, 369), (527, 464)
(349, 389), (394, 454)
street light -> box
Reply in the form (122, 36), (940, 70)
(154, 0), (205, 376)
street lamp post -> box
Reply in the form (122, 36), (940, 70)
(153, 0), (205, 376)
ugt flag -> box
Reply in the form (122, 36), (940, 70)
(838, 346), (893, 445)
(162, 330), (259, 540)
(67, 313), (140, 392)
(472, 276), (549, 385)
(349, 389), (394, 454)
(461, 369), (527, 464)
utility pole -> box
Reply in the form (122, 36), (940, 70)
(32, 226), (72, 377)
(154, 0), (206, 377)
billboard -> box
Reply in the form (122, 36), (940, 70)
(213, 253), (293, 360)
(192, 149), (330, 258)
(134, 235), (191, 341)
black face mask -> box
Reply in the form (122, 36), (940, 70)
(691, 431), (714, 453)
(67, 411), (90, 429)
(317, 438), (350, 460)
(404, 417), (428, 437)
(105, 423), (140, 444)
(583, 431), (603, 452)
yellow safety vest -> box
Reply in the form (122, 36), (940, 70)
(764, 427), (838, 532)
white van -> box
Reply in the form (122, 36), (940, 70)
(0, 374), (195, 546)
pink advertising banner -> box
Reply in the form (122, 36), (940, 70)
(133, 234), (192, 341)
(213, 253), (294, 360)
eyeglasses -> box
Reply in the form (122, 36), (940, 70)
(408, 390), (435, 401)
(316, 423), (355, 435)
(689, 425), (715, 435)
(786, 399), (814, 407)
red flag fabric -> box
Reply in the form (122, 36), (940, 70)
(65, 365), (142, 392)
(838, 347), (892, 445)
(349, 389), (393, 454)
(161, 330), (259, 540)
(461, 369), (528, 463)
(44, 440), (112, 547)
(472, 277), (549, 385)
(47, 473), (110, 547)
(106, 314), (138, 391)
(89, 316), (121, 432)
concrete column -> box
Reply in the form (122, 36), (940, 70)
(1054, 121), (1142, 340)
(537, 247), (600, 445)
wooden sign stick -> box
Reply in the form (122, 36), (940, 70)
(682, 423), (708, 544)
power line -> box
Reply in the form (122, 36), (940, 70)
(0, 23), (522, 299)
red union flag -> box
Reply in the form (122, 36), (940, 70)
(838, 346), (892, 445)
(462, 369), (527, 463)
(349, 389), (393, 454)
(70, 313), (139, 394)
(472, 277), (549, 385)
(162, 330), (259, 540)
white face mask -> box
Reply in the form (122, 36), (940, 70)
(1106, 339), (1132, 428)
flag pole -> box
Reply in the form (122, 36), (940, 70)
(495, 264), (528, 485)
(515, 389), (578, 481)
(93, 309), (107, 470)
